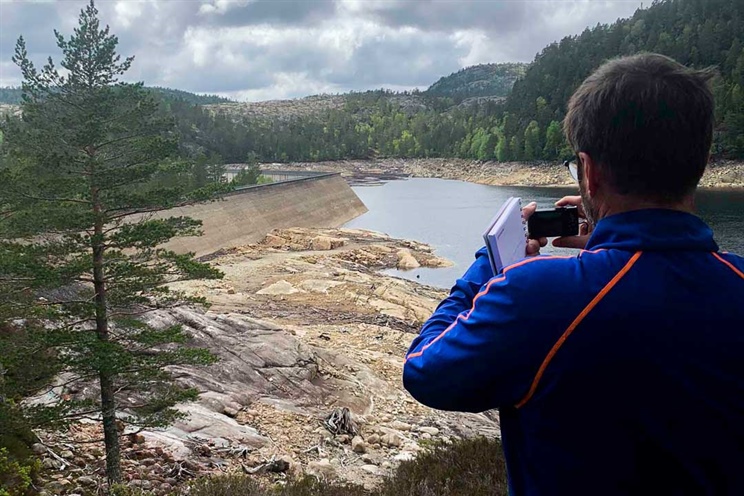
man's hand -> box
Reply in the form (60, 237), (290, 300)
(552, 196), (591, 249)
(522, 202), (548, 256)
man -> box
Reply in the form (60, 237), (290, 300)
(403, 53), (744, 495)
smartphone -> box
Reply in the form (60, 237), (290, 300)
(528, 207), (580, 239)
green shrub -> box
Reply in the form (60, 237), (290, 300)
(0, 447), (39, 496)
(275, 477), (367, 496)
(376, 437), (508, 496)
(110, 485), (153, 496)
(186, 475), (265, 496)
(185, 475), (367, 496)
(173, 437), (509, 496)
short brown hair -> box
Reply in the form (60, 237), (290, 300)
(564, 53), (715, 201)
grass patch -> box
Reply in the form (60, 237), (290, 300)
(376, 437), (508, 496)
(179, 437), (507, 496)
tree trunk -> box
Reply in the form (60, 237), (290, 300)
(92, 188), (121, 486)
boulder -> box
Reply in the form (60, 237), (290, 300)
(77, 473), (96, 486)
(361, 464), (379, 475)
(256, 280), (304, 295)
(311, 236), (346, 251)
(307, 459), (337, 479)
(351, 436), (367, 454)
(390, 420), (412, 431)
(396, 249), (420, 270)
(380, 433), (402, 448)
(263, 234), (286, 248)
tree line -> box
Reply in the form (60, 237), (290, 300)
(164, 0), (744, 165)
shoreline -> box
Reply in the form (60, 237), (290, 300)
(264, 158), (744, 189)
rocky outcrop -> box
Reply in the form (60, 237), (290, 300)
(34, 227), (496, 493)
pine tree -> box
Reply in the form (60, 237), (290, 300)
(0, 2), (222, 485)
(543, 120), (564, 160)
(523, 121), (541, 161)
(510, 135), (523, 161)
(495, 132), (510, 162)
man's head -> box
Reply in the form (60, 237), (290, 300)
(564, 53), (715, 224)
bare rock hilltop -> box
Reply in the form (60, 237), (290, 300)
(35, 228), (498, 494)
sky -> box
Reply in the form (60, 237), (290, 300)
(0, 0), (644, 102)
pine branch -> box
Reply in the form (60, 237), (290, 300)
(95, 133), (150, 151)
(104, 196), (210, 219)
(19, 193), (92, 205)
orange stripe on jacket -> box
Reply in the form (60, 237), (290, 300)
(713, 252), (744, 280)
(515, 250), (643, 409)
(404, 255), (574, 363)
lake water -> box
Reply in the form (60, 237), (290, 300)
(344, 178), (744, 288)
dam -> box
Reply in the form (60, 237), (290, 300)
(157, 171), (368, 258)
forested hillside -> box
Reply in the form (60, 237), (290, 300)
(0, 87), (22, 104)
(505, 0), (744, 159)
(3, 0), (741, 164)
(175, 0), (744, 164)
(0, 86), (232, 105)
(427, 63), (526, 101)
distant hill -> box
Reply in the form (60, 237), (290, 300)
(426, 63), (527, 100)
(0, 87), (22, 104)
(149, 87), (232, 105)
(0, 86), (232, 105)
(206, 90), (434, 121)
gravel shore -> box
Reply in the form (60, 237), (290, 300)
(270, 158), (744, 189)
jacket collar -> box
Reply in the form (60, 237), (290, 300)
(585, 209), (719, 252)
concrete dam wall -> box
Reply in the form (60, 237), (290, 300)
(158, 173), (368, 257)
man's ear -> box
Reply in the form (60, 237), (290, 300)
(579, 152), (599, 197)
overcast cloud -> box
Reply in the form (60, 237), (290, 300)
(0, 0), (643, 101)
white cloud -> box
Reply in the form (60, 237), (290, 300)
(114, 0), (144, 29)
(0, 0), (644, 101)
(198, 0), (254, 16)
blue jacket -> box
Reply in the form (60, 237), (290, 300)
(404, 209), (744, 495)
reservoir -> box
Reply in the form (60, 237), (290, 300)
(344, 178), (744, 289)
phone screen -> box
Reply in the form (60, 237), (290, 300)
(534, 211), (565, 234)
(528, 208), (579, 238)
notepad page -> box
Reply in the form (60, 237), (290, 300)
(483, 197), (527, 274)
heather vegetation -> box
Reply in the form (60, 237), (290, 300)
(178, 437), (507, 496)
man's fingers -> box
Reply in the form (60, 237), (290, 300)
(526, 239), (542, 256)
(526, 236), (548, 257)
(522, 201), (538, 220)
(552, 235), (590, 250)
(555, 196), (586, 218)
(555, 196), (582, 207)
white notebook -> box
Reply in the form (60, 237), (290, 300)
(482, 197), (528, 275)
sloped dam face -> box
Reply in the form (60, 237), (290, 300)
(157, 173), (368, 258)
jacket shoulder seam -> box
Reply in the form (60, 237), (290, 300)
(515, 251), (643, 409)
